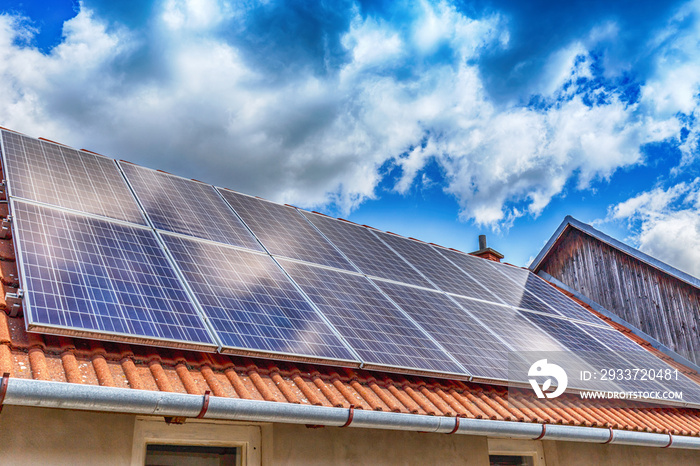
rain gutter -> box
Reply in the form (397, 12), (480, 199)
(1, 376), (699, 450)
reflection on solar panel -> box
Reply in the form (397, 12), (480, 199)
(576, 322), (700, 404)
(436, 246), (570, 316)
(486, 260), (604, 324)
(451, 297), (563, 353)
(162, 233), (357, 362)
(373, 279), (510, 380)
(521, 312), (666, 395)
(302, 212), (433, 288)
(450, 297), (604, 390)
(279, 258), (464, 375)
(375, 232), (495, 300)
(1, 130), (145, 224)
(219, 189), (354, 271)
(12, 200), (215, 350)
(119, 162), (262, 250)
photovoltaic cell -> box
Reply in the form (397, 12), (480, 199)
(373, 279), (510, 380)
(302, 212), (433, 288)
(375, 231), (496, 300)
(161, 233), (357, 362)
(1, 130), (145, 224)
(219, 189), (354, 271)
(12, 200), (215, 349)
(119, 162), (262, 250)
(486, 260), (604, 324)
(451, 296), (566, 353)
(279, 258), (464, 375)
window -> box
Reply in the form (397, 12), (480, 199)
(489, 454), (535, 466)
(132, 417), (262, 466)
(145, 444), (241, 466)
(488, 439), (544, 466)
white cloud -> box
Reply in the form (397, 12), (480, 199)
(0, 0), (696, 227)
(608, 180), (700, 278)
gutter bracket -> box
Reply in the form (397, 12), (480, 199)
(340, 405), (355, 428)
(447, 416), (460, 435)
(0, 372), (9, 415)
(196, 390), (211, 419)
(164, 390), (211, 425)
(533, 423), (547, 440)
(663, 434), (673, 449)
(602, 426), (614, 444)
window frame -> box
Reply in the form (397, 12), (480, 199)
(488, 438), (546, 466)
(131, 417), (262, 466)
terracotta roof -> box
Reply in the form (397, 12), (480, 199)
(1, 310), (700, 435)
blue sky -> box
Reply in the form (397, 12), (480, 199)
(1, 0), (699, 274)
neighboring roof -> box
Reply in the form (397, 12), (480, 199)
(530, 216), (700, 290)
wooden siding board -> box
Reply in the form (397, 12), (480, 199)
(539, 228), (700, 365)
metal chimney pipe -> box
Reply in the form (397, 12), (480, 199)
(478, 235), (487, 250)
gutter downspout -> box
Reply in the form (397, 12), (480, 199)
(3, 377), (699, 450)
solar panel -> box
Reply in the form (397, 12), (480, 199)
(302, 213), (433, 288)
(119, 162), (262, 250)
(575, 321), (700, 404)
(12, 200), (215, 350)
(374, 231), (498, 300)
(278, 258), (465, 375)
(373, 279), (511, 381)
(448, 296), (609, 390)
(486, 260), (605, 324)
(521, 312), (668, 395)
(218, 189), (354, 271)
(436, 246), (577, 317)
(0, 130), (145, 224)
(161, 233), (358, 363)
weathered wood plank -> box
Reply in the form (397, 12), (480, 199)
(539, 227), (700, 365)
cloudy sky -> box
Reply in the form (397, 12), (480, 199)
(1, 0), (699, 274)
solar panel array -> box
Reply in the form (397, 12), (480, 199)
(302, 212), (433, 288)
(279, 259), (463, 374)
(3, 129), (699, 406)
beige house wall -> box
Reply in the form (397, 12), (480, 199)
(0, 405), (698, 465)
(271, 423), (490, 465)
(0, 405), (134, 465)
(542, 440), (700, 466)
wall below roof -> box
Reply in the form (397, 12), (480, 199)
(536, 227), (700, 365)
(542, 439), (700, 465)
(0, 405), (134, 465)
(271, 423), (490, 465)
(1, 405), (699, 465)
